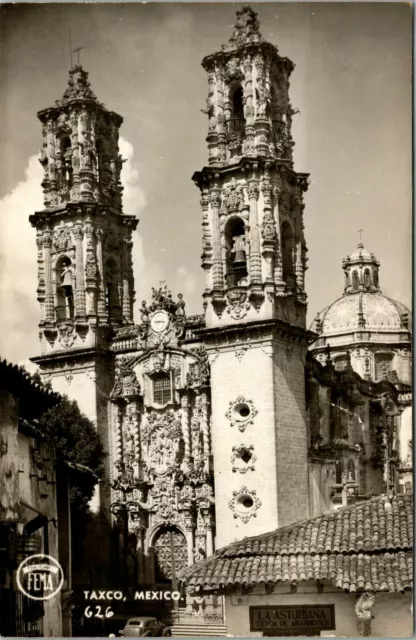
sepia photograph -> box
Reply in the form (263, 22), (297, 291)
(0, 2), (412, 637)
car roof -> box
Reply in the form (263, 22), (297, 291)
(127, 617), (157, 622)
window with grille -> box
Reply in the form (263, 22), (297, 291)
(153, 372), (172, 405)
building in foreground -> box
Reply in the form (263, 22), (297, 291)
(182, 494), (413, 637)
(0, 359), (72, 637)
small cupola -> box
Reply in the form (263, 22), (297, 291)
(342, 240), (381, 294)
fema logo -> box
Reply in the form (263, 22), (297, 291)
(16, 554), (64, 601)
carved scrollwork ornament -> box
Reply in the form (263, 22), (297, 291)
(226, 289), (250, 320)
(43, 235), (52, 249)
(231, 445), (257, 473)
(58, 322), (76, 348)
(226, 396), (258, 432)
(261, 211), (276, 242)
(209, 191), (221, 208)
(200, 194), (210, 211)
(247, 183), (259, 200)
(53, 228), (72, 252)
(73, 225), (83, 241)
(228, 485), (262, 523)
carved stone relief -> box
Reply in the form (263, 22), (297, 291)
(58, 322), (76, 348)
(226, 289), (250, 320)
(226, 396), (258, 432)
(142, 410), (183, 478)
(231, 445), (257, 473)
(228, 485), (262, 523)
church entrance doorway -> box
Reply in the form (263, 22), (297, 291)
(153, 526), (187, 590)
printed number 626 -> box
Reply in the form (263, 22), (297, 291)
(84, 606), (114, 619)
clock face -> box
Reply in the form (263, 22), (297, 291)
(150, 310), (169, 333)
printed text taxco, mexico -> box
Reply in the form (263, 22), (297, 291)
(83, 590), (182, 619)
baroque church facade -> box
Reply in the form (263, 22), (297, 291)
(29, 5), (412, 621)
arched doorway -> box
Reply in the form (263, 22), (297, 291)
(153, 526), (187, 589)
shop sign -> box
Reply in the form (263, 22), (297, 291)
(250, 604), (335, 634)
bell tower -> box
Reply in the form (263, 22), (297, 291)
(194, 5), (309, 327)
(195, 6), (312, 546)
(30, 64), (138, 508)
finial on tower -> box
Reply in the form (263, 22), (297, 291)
(225, 4), (264, 50)
(358, 228), (364, 249)
(59, 63), (98, 106)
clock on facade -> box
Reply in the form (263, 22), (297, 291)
(150, 310), (170, 333)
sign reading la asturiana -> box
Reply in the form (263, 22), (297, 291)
(250, 605), (335, 633)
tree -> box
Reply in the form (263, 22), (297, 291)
(37, 395), (104, 513)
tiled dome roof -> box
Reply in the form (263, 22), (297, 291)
(318, 292), (411, 335)
(348, 243), (375, 263)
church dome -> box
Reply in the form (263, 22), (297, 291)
(348, 245), (374, 262)
(319, 292), (410, 335)
(311, 241), (411, 336)
(309, 239), (412, 385)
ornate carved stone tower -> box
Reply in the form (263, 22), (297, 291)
(30, 65), (138, 508)
(195, 6), (312, 546)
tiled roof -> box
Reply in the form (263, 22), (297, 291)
(0, 358), (60, 418)
(182, 495), (413, 594)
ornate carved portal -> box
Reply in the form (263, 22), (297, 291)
(154, 527), (187, 585)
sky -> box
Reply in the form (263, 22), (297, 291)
(0, 2), (412, 367)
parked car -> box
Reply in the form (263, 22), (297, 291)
(120, 617), (171, 637)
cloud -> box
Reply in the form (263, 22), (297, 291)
(0, 155), (42, 364)
(0, 137), (152, 365)
(175, 266), (198, 298)
(119, 137), (147, 218)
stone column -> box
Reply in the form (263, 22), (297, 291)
(215, 73), (226, 162)
(272, 186), (285, 290)
(200, 192), (213, 281)
(36, 235), (46, 322)
(96, 229), (107, 319)
(210, 190), (223, 290)
(73, 225), (86, 316)
(185, 520), (194, 566)
(122, 236), (133, 322)
(295, 241), (304, 290)
(113, 402), (123, 463)
(181, 393), (191, 468)
(201, 391), (210, 470)
(46, 122), (58, 207)
(248, 181), (261, 284)
(79, 111), (94, 201)
(43, 234), (54, 321)
(204, 514), (214, 556)
(243, 57), (255, 154)
(84, 220), (97, 316)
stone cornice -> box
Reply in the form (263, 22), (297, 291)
(31, 348), (114, 368)
(196, 318), (315, 349)
(192, 158), (309, 191)
(38, 103), (123, 127)
(311, 331), (412, 348)
(29, 202), (138, 229)
(201, 41), (294, 74)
